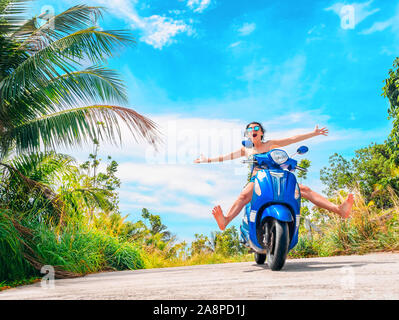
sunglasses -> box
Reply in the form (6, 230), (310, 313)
(247, 126), (260, 132)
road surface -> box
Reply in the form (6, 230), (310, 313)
(1, 253), (398, 300)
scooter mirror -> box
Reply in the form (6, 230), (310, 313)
(242, 139), (254, 148)
(297, 146), (309, 155)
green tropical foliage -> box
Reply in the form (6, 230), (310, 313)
(320, 153), (353, 196)
(320, 143), (399, 208)
(297, 158), (311, 181)
(0, 1), (161, 285)
(1, 1), (399, 289)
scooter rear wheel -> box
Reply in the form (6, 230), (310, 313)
(267, 219), (289, 271)
(254, 253), (266, 264)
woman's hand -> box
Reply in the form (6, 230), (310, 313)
(314, 125), (329, 136)
(194, 154), (209, 163)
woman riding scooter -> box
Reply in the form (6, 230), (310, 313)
(194, 122), (354, 231)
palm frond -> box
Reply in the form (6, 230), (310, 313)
(58, 27), (135, 62)
(15, 5), (105, 52)
(0, 1), (30, 77)
(8, 15), (36, 39)
(38, 66), (129, 107)
(1, 66), (129, 128)
(8, 151), (76, 185)
(0, 0), (31, 34)
(0, 34), (28, 78)
(1, 27), (134, 100)
(4, 105), (162, 155)
(70, 187), (114, 212)
(0, 160), (65, 215)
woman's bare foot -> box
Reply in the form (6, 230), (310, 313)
(212, 205), (227, 230)
(337, 194), (354, 218)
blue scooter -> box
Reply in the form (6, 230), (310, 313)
(239, 142), (309, 271)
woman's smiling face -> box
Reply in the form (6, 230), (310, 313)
(246, 123), (263, 143)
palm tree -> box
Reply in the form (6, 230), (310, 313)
(141, 208), (173, 242)
(0, 150), (118, 222)
(0, 151), (75, 216)
(0, 0), (161, 158)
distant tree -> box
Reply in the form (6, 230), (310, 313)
(211, 226), (247, 256)
(141, 208), (174, 243)
(297, 159), (311, 181)
(190, 233), (212, 256)
(320, 153), (354, 197)
(119, 220), (148, 241)
(79, 123), (121, 215)
(352, 143), (399, 207)
(320, 144), (399, 208)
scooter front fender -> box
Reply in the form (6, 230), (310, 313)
(261, 204), (293, 222)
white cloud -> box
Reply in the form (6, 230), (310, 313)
(119, 190), (156, 205)
(84, 0), (193, 49)
(238, 22), (256, 36)
(360, 4), (399, 35)
(116, 162), (243, 217)
(325, 0), (380, 27)
(358, 4), (399, 55)
(139, 15), (192, 49)
(360, 18), (394, 34)
(186, 0), (212, 13)
(306, 24), (326, 43)
(120, 194), (216, 219)
(118, 164), (220, 197)
(229, 41), (242, 48)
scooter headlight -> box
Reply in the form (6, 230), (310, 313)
(270, 150), (289, 165)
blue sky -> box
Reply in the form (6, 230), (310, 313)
(33, 0), (397, 242)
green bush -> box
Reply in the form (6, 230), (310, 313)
(0, 215), (146, 284)
(288, 236), (319, 258)
(100, 234), (145, 270)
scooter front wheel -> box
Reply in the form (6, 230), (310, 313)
(267, 219), (289, 271)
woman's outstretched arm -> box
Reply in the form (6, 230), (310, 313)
(269, 125), (328, 148)
(194, 147), (245, 163)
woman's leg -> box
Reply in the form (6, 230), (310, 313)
(212, 182), (254, 230)
(299, 184), (354, 218)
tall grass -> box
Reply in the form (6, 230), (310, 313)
(0, 210), (145, 285)
(289, 189), (399, 258)
(0, 210), (35, 282)
(32, 222), (145, 273)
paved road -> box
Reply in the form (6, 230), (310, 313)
(1, 253), (399, 300)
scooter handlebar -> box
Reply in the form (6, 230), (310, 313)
(241, 160), (257, 164)
(295, 166), (308, 172)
